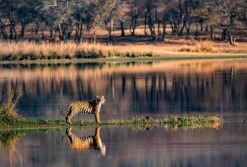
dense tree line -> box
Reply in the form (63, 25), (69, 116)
(0, 0), (246, 45)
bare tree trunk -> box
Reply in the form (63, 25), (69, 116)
(144, 12), (148, 35)
(210, 25), (214, 41)
(205, 24), (208, 32)
(130, 16), (138, 36)
(221, 28), (228, 40)
(229, 31), (235, 45)
(75, 23), (79, 39)
(41, 28), (45, 40)
(35, 22), (40, 34)
(185, 22), (191, 35)
(170, 22), (174, 35)
(78, 21), (84, 43)
(195, 22), (199, 37)
(93, 30), (97, 42)
(56, 25), (61, 41)
(67, 24), (73, 40)
(9, 18), (17, 40)
(148, 16), (156, 40)
(20, 24), (25, 39)
(161, 22), (167, 41)
(120, 21), (125, 37)
(109, 19), (114, 43)
(170, 22), (178, 36)
(178, 17), (188, 36)
(200, 21), (203, 32)
(49, 27), (54, 38)
(105, 19), (114, 43)
(0, 20), (8, 40)
(157, 21), (161, 40)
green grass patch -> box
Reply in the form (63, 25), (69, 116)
(0, 115), (223, 129)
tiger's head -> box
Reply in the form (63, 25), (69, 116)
(94, 96), (105, 105)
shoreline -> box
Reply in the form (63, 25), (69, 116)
(1, 54), (247, 65)
(0, 40), (247, 63)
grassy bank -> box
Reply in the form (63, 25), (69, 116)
(0, 41), (154, 61)
(0, 115), (223, 129)
(0, 41), (247, 62)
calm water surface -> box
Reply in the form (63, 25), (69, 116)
(1, 59), (247, 167)
(1, 124), (247, 167)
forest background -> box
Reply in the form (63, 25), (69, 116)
(0, 0), (247, 58)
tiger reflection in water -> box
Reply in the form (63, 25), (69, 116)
(65, 127), (106, 156)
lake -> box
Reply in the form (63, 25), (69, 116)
(1, 59), (247, 167)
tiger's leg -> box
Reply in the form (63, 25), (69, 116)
(65, 107), (73, 124)
(66, 115), (72, 124)
(94, 111), (100, 124)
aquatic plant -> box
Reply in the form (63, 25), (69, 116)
(0, 88), (23, 125)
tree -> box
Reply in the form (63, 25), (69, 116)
(128, 0), (143, 36)
(42, 0), (75, 41)
(145, 0), (156, 40)
(216, 0), (239, 45)
(94, 0), (118, 43)
(73, 0), (97, 43)
(115, 0), (129, 37)
(0, 0), (20, 40)
(155, 0), (169, 40)
(0, 0), (9, 39)
(17, 0), (41, 39)
(200, 0), (218, 40)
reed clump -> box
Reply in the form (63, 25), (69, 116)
(0, 88), (23, 125)
(0, 41), (154, 61)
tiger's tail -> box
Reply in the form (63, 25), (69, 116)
(61, 105), (72, 116)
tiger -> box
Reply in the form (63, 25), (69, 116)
(65, 127), (106, 156)
(61, 96), (105, 124)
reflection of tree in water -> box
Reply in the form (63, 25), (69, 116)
(1, 61), (247, 118)
(0, 130), (23, 167)
(65, 127), (106, 156)
(122, 67), (247, 113)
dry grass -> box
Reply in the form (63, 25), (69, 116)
(179, 41), (216, 53)
(0, 41), (154, 61)
(0, 39), (246, 61)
